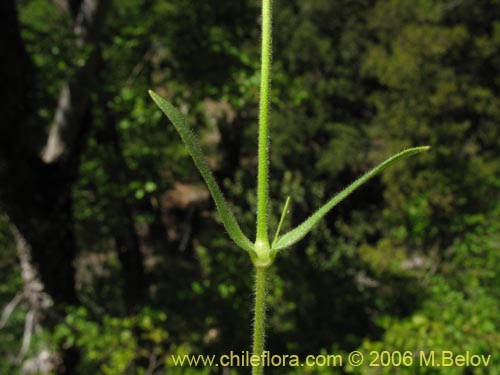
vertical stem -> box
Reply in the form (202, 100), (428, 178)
(252, 266), (267, 375)
(256, 0), (272, 244)
(253, 2), (272, 374)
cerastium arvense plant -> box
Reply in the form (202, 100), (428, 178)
(149, 0), (429, 373)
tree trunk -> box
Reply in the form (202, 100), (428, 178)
(0, 0), (79, 307)
(0, 0), (111, 373)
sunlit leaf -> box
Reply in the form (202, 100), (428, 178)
(149, 90), (255, 256)
(273, 146), (430, 251)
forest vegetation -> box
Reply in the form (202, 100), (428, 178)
(1, 0), (499, 374)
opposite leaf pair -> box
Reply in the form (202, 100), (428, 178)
(149, 90), (429, 267)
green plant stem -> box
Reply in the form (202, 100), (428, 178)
(252, 266), (267, 375)
(253, 2), (272, 373)
(256, 0), (272, 245)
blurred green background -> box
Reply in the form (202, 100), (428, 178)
(1, 0), (500, 374)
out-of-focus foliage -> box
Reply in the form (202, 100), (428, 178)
(357, 204), (500, 374)
(2, 0), (499, 374)
(0, 215), (23, 375)
(363, 0), (500, 249)
(55, 307), (168, 375)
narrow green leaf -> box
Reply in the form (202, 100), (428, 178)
(272, 196), (290, 250)
(149, 90), (255, 255)
(273, 146), (430, 251)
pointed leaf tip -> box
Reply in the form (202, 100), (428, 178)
(149, 90), (255, 255)
(273, 146), (429, 251)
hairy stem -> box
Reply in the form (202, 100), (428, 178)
(256, 0), (272, 245)
(253, 2), (272, 373)
(252, 266), (267, 375)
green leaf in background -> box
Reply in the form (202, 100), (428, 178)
(149, 90), (256, 257)
(273, 146), (430, 251)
